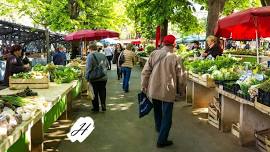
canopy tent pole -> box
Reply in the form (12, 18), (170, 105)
(256, 29), (259, 64)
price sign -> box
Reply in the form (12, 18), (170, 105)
(67, 117), (95, 142)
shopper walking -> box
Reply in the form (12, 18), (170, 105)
(86, 43), (109, 112)
(141, 35), (186, 148)
(104, 45), (113, 70)
(112, 43), (123, 80)
(120, 44), (136, 93)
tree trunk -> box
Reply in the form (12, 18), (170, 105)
(260, 0), (270, 6)
(69, 0), (80, 19)
(160, 19), (168, 43)
(206, 0), (226, 37)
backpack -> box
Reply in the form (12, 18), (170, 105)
(89, 53), (106, 81)
(118, 51), (125, 66)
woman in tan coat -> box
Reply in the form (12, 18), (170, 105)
(120, 43), (136, 92)
(141, 35), (186, 148)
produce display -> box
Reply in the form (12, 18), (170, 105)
(224, 49), (257, 56)
(68, 59), (86, 66)
(32, 63), (81, 84)
(0, 61), (82, 147)
(15, 87), (38, 97)
(51, 66), (80, 84)
(184, 55), (240, 74)
(145, 45), (155, 55)
(224, 48), (270, 56)
(136, 51), (148, 57)
(183, 54), (270, 103)
(0, 88), (41, 140)
(212, 68), (240, 81)
(12, 71), (47, 79)
(176, 44), (204, 60)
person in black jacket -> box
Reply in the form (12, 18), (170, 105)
(112, 43), (124, 80)
(202, 35), (223, 59)
(4, 45), (30, 86)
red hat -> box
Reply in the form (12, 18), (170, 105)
(163, 35), (176, 45)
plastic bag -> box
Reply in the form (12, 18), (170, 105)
(87, 83), (95, 100)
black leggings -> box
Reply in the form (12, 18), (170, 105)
(91, 81), (107, 110)
(106, 55), (113, 69)
(117, 66), (122, 80)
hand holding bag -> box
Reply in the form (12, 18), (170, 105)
(138, 91), (153, 118)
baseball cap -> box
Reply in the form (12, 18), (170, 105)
(163, 35), (176, 45)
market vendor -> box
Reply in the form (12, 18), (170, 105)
(191, 41), (201, 57)
(4, 44), (30, 86)
(202, 35), (223, 59)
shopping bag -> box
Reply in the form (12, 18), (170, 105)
(87, 83), (95, 100)
(138, 92), (153, 118)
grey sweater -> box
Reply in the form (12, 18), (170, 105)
(85, 51), (109, 82)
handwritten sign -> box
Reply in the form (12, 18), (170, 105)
(67, 117), (95, 142)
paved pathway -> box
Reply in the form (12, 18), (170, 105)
(55, 65), (257, 152)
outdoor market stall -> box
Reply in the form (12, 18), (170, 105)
(210, 7), (270, 150)
(0, 81), (82, 152)
(214, 6), (270, 63)
(0, 63), (82, 152)
(182, 51), (270, 151)
(216, 85), (270, 146)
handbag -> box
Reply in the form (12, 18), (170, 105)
(118, 51), (125, 66)
(138, 91), (153, 118)
(89, 53), (106, 81)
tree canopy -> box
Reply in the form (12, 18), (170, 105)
(125, 0), (202, 39)
(0, 0), (269, 40)
(0, 0), (128, 33)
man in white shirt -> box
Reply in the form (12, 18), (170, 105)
(104, 45), (113, 70)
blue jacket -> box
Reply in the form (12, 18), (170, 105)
(53, 51), (65, 65)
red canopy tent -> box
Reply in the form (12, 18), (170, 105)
(64, 29), (119, 41)
(214, 6), (270, 62)
(131, 40), (141, 45)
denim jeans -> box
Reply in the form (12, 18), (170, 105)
(152, 99), (174, 144)
(121, 67), (131, 92)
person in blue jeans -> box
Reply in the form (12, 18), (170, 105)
(119, 44), (136, 92)
(141, 35), (186, 148)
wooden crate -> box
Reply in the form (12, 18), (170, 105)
(188, 72), (215, 88)
(208, 106), (220, 129)
(231, 123), (240, 138)
(255, 100), (270, 116)
(208, 97), (220, 129)
(255, 129), (270, 152)
(9, 77), (49, 90)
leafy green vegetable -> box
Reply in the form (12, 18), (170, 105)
(0, 95), (33, 107)
(145, 45), (155, 55)
(51, 66), (80, 84)
(212, 68), (240, 81)
(12, 72), (32, 79)
(238, 77), (262, 96)
(33, 64), (46, 72)
(258, 79), (270, 92)
(136, 52), (148, 57)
